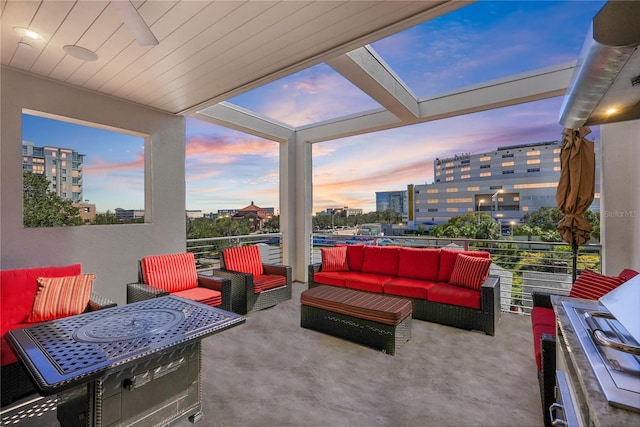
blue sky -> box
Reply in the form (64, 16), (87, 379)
(22, 1), (606, 215)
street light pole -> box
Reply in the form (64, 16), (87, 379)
(477, 199), (484, 226)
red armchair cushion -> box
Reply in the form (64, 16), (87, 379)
(1, 264), (81, 326)
(438, 249), (490, 282)
(141, 252), (198, 292)
(173, 287), (222, 307)
(321, 247), (349, 272)
(361, 246), (399, 276)
(531, 306), (557, 370)
(569, 269), (626, 300)
(618, 268), (639, 281)
(254, 274), (286, 293)
(223, 246), (264, 276)
(26, 274), (94, 323)
(449, 254), (492, 290)
(397, 248), (440, 280)
(346, 245), (365, 272)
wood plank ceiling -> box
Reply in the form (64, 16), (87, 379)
(1, 0), (460, 115)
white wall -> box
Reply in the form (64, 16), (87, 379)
(600, 119), (640, 275)
(1, 68), (186, 305)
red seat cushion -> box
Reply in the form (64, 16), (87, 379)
(141, 253), (198, 292)
(397, 248), (440, 281)
(321, 247), (349, 272)
(426, 282), (481, 310)
(361, 246), (400, 276)
(384, 277), (438, 299)
(437, 249), (490, 283)
(569, 269), (626, 300)
(344, 272), (393, 293)
(314, 271), (350, 287)
(531, 306), (557, 370)
(254, 274), (286, 293)
(172, 287), (222, 307)
(223, 246), (264, 276)
(1, 323), (30, 366)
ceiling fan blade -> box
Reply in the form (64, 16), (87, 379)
(111, 0), (159, 46)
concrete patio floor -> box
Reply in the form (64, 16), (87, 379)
(2, 281), (543, 426)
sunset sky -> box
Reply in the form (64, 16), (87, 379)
(22, 1), (606, 215)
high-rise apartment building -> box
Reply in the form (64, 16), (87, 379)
(22, 141), (84, 203)
(412, 140), (600, 227)
(376, 190), (409, 218)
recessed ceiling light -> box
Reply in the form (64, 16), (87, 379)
(63, 45), (99, 62)
(606, 107), (618, 116)
(14, 27), (43, 41)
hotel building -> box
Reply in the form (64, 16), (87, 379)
(412, 140), (601, 227)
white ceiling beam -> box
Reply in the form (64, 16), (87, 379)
(327, 46), (419, 121)
(195, 102), (294, 143)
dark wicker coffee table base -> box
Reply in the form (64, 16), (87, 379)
(300, 305), (411, 355)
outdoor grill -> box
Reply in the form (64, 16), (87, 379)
(7, 296), (245, 426)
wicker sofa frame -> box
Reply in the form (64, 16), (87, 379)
(1, 292), (116, 407)
(308, 264), (500, 336)
(212, 262), (292, 315)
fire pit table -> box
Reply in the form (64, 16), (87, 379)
(6, 295), (245, 426)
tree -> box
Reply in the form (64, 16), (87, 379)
(92, 210), (120, 225)
(23, 172), (83, 227)
(429, 212), (499, 239)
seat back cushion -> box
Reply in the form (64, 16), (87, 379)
(26, 274), (95, 323)
(449, 254), (492, 290)
(223, 245), (264, 276)
(438, 249), (491, 282)
(569, 269), (626, 300)
(321, 247), (349, 272)
(346, 245), (365, 272)
(397, 248), (440, 280)
(1, 264), (81, 326)
(141, 252), (198, 292)
(618, 268), (639, 281)
(361, 246), (400, 276)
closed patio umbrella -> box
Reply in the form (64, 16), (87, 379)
(556, 126), (595, 282)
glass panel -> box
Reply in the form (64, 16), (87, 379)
(22, 112), (146, 227)
(370, 1), (606, 98)
(227, 63), (382, 127)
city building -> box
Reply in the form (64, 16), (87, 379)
(376, 190), (409, 220)
(185, 210), (203, 219)
(316, 207), (363, 217)
(73, 202), (96, 224)
(412, 140), (601, 227)
(22, 141), (84, 203)
(114, 208), (144, 222)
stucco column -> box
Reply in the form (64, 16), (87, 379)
(280, 132), (312, 282)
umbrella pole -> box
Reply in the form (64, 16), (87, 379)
(571, 240), (578, 283)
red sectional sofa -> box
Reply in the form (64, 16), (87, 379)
(1, 264), (116, 406)
(308, 245), (500, 336)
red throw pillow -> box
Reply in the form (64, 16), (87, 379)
(569, 269), (626, 300)
(27, 274), (94, 323)
(438, 248), (491, 282)
(321, 247), (349, 272)
(449, 254), (492, 290)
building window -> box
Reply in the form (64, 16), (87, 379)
(427, 199), (439, 204)
(502, 153), (513, 158)
(553, 148), (561, 154)
(446, 188), (458, 193)
(428, 208), (438, 212)
(480, 172), (491, 177)
(554, 166), (561, 171)
(480, 164), (491, 169)
(514, 183), (557, 189)
(526, 150), (540, 156)
(527, 168), (540, 173)
(502, 161), (514, 167)
(527, 159), (541, 165)
(480, 156), (491, 162)
(502, 170), (514, 174)
(445, 176), (454, 181)
(427, 189), (438, 194)
(461, 174), (470, 179)
(446, 208), (459, 212)
(460, 166), (470, 172)
(467, 186), (479, 191)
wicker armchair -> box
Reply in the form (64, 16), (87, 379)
(127, 252), (234, 312)
(212, 245), (291, 315)
(1, 292), (116, 407)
